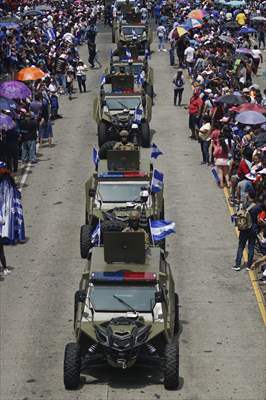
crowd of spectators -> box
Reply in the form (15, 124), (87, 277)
(162, 0), (266, 279)
(0, 0), (104, 172)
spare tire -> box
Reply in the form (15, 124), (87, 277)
(98, 122), (107, 147)
(141, 121), (151, 148)
(98, 141), (117, 159)
(80, 224), (92, 259)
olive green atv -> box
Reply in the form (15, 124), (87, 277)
(80, 154), (164, 258)
(64, 232), (179, 390)
(93, 78), (152, 147)
(115, 23), (152, 54)
(106, 59), (154, 98)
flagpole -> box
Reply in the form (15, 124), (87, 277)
(148, 218), (155, 246)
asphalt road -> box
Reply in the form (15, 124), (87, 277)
(0, 26), (265, 400)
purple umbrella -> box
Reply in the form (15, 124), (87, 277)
(236, 111), (266, 125)
(236, 48), (253, 55)
(0, 113), (16, 131)
(0, 81), (31, 100)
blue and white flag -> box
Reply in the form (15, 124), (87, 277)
(132, 29), (138, 38)
(92, 147), (99, 168)
(125, 48), (132, 60)
(151, 143), (163, 159)
(136, 71), (145, 85)
(0, 179), (26, 244)
(100, 75), (106, 86)
(151, 169), (164, 193)
(91, 222), (101, 246)
(150, 220), (176, 241)
(133, 106), (143, 124)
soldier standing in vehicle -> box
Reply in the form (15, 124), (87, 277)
(113, 130), (136, 151)
(123, 211), (150, 250)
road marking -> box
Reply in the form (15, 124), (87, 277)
(18, 143), (40, 191)
(223, 187), (266, 326)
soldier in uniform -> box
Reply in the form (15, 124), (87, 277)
(123, 211), (150, 250)
(113, 130), (136, 151)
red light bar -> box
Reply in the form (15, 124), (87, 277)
(124, 272), (157, 282)
(123, 171), (146, 177)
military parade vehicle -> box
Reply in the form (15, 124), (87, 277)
(93, 74), (152, 147)
(64, 231), (179, 390)
(80, 150), (164, 258)
(107, 57), (154, 94)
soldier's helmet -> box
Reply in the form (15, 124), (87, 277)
(129, 210), (140, 221)
(120, 129), (129, 137)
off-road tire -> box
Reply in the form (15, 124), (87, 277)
(101, 220), (125, 232)
(98, 121), (107, 147)
(164, 342), (179, 390)
(141, 121), (151, 148)
(64, 342), (81, 390)
(174, 293), (179, 334)
(80, 224), (92, 259)
(98, 141), (117, 159)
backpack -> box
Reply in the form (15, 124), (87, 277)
(175, 77), (184, 88)
(235, 203), (255, 231)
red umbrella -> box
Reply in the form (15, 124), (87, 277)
(232, 103), (266, 114)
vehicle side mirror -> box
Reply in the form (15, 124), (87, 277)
(89, 188), (96, 197)
(155, 290), (164, 303)
(77, 290), (86, 303)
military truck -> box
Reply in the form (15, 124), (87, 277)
(64, 231), (179, 390)
(116, 23), (152, 54)
(93, 75), (152, 147)
(81, 151), (164, 258)
(112, 0), (138, 42)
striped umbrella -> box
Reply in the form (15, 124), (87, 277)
(187, 9), (207, 20)
(169, 26), (188, 39)
(182, 18), (202, 30)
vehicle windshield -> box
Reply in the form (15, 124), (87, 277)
(90, 285), (155, 312)
(106, 97), (141, 110)
(97, 181), (149, 203)
(112, 64), (143, 76)
(122, 26), (145, 36)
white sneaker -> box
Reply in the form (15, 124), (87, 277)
(162, 49), (167, 52)
(3, 268), (11, 276)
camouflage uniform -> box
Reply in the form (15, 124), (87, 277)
(113, 142), (136, 151)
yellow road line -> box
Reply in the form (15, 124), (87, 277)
(223, 187), (266, 326)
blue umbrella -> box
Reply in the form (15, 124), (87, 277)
(0, 113), (16, 131)
(239, 26), (257, 34)
(0, 97), (17, 112)
(236, 111), (266, 125)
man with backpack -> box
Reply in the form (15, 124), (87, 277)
(173, 68), (185, 106)
(233, 191), (262, 271)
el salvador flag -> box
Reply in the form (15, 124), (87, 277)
(92, 147), (99, 168)
(150, 220), (176, 241)
(133, 107), (143, 124)
(125, 48), (132, 59)
(100, 75), (106, 86)
(151, 143), (163, 159)
(151, 169), (164, 193)
(91, 223), (101, 246)
(136, 71), (145, 85)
